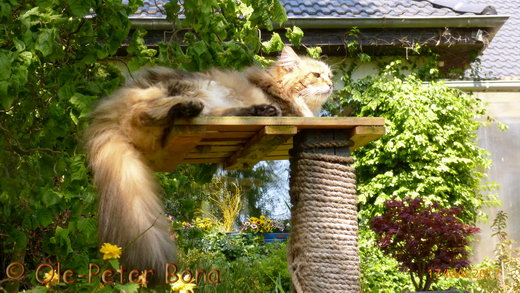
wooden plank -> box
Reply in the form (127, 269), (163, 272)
(264, 155), (290, 161)
(147, 125), (207, 171)
(267, 150), (290, 156)
(350, 126), (386, 151)
(185, 152), (234, 159)
(152, 117), (386, 169)
(193, 145), (242, 153)
(198, 139), (246, 146)
(273, 144), (292, 151)
(203, 131), (255, 139)
(181, 158), (224, 164)
(205, 124), (264, 132)
(224, 126), (297, 170)
(174, 116), (385, 129)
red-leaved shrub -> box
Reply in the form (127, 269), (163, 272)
(370, 197), (480, 291)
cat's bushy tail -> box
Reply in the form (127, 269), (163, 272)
(84, 120), (174, 279)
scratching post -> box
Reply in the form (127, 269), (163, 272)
(154, 117), (385, 291)
(288, 129), (360, 293)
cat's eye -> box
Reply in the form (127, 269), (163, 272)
(312, 72), (321, 78)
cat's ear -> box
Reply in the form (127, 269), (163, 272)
(277, 46), (300, 70)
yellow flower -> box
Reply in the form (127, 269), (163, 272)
(170, 274), (197, 293)
(100, 243), (122, 260)
(43, 270), (59, 288)
(137, 272), (148, 288)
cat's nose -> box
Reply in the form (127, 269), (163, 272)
(328, 83), (333, 89)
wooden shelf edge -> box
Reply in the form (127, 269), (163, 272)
(150, 117), (386, 171)
(173, 116), (385, 128)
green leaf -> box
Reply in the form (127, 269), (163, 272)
(10, 229), (28, 252)
(285, 26), (303, 47)
(69, 93), (96, 118)
(262, 33), (284, 54)
(36, 209), (53, 227)
(22, 286), (48, 293)
(0, 81), (12, 109)
(13, 38), (26, 52)
(69, 111), (79, 125)
(18, 51), (33, 65)
(108, 259), (120, 270)
(54, 227), (73, 255)
(77, 217), (97, 240)
(306, 46), (322, 59)
(35, 29), (55, 57)
(70, 155), (88, 182)
(69, 0), (92, 17)
(114, 282), (139, 293)
(272, 0), (288, 25)
(42, 190), (62, 207)
(0, 52), (12, 80)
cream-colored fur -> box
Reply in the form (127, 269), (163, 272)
(84, 46), (332, 281)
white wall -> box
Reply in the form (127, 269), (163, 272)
(473, 91), (520, 263)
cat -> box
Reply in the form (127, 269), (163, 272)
(83, 46), (332, 283)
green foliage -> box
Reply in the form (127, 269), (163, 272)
(359, 230), (414, 292)
(157, 0), (288, 71)
(306, 46), (322, 59)
(285, 26), (303, 47)
(161, 162), (280, 224)
(487, 211), (520, 292)
(173, 216), (260, 261)
(160, 164), (218, 221)
(178, 242), (291, 292)
(0, 0), (146, 291)
(332, 60), (497, 224)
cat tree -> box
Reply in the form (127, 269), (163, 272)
(154, 116), (385, 292)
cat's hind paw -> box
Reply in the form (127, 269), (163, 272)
(168, 100), (204, 119)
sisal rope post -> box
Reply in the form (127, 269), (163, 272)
(288, 129), (360, 292)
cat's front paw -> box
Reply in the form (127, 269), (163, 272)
(252, 104), (282, 117)
(168, 100), (204, 119)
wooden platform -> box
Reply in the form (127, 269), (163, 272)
(148, 117), (385, 171)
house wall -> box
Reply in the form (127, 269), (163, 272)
(473, 91), (520, 263)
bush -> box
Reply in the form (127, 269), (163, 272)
(370, 197), (480, 291)
(331, 60), (499, 224)
(359, 229), (414, 292)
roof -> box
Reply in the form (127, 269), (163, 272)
(128, 0), (519, 79)
(128, 0), (493, 19)
(464, 1), (520, 79)
(282, 0), (491, 17)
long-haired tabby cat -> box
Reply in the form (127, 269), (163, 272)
(84, 46), (332, 281)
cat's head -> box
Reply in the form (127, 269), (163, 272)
(273, 46), (333, 116)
